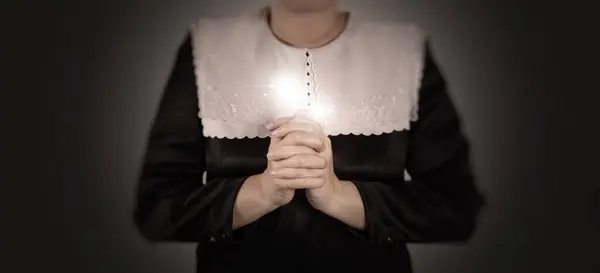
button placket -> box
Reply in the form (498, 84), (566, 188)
(304, 49), (316, 106)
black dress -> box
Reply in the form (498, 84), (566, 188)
(134, 33), (485, 273)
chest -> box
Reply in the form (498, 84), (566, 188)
(192, 23), (423, 139)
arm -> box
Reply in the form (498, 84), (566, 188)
(320, 41), (485, 244)
(134, 34), (275, 243)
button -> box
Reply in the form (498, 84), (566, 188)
(306, 62), (310, 66)
(386, 237), (394, 244)
(221, 233), (228, 238)
(305, 52), (310, 57)
(208, 236), (216, 243)
(306, 82), (310, 86)
(307, 93), (310, 96)
(306, 72), (310, 76)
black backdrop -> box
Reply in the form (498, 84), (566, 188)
(1, 0), (598, 272)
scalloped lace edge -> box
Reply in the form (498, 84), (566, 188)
(201, 120), (411, 139)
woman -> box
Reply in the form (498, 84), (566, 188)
(134, 0), (485, 272)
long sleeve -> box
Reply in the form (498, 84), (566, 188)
(350, 41), (485, 244)
(133, 34), (252, 243)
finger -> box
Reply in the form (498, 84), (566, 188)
(292, 113), (321, 128)
(277, 177), (325, 189)
(267, 146), (317, 161)
(265, 117), (294, 131)
(272, 154), (327, 169)
(270, 168), (325, 179)
(278, 131), (325, 152)
(271, 121), (324, 138)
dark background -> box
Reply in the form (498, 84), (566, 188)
(2, 0), (598, 272)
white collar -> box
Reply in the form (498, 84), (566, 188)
(191, 15), (426, 138)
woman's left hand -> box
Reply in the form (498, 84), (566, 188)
(268, 117), (341, 210)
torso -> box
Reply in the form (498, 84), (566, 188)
(189, 13), (425, 273)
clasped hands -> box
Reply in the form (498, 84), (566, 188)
(258, 116), (341, 211)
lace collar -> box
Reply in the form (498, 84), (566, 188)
(191, 14), (425, 139)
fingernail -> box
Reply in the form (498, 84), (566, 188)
(271, 130), (280, 136)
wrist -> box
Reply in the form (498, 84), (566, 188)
(311, 178), (345, 214)
(232, 175), (280, 229)
(244, 174), (282, 211)
(255, 173), (294, 209)
(313, 180), (366, 230)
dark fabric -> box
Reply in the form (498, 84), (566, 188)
(134, 34), (485, 273)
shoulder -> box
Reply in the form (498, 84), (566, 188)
(189, 14), (264, 40)
(353, 19), (424, 34)
(349, 19), (427, 45)
(187, 14), (266, 59)
(344, 19), (428, 78)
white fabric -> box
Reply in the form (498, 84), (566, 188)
(190, 13), (426, 139)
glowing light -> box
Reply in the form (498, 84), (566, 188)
(306, 101), (334, 122)
(270, 74), (305, 106)
(269, 72), (334, 124)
